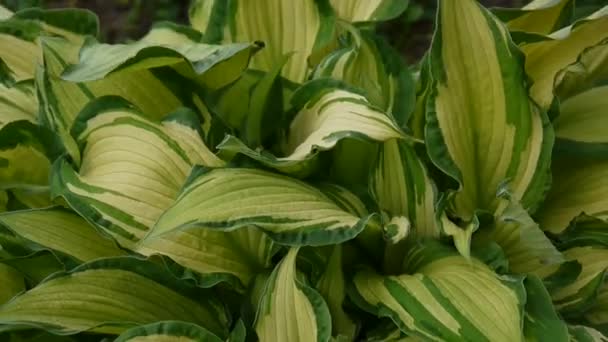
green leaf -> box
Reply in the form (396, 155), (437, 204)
(536, 158), (608, 235)
(555, 215), (608, 249)
(0, 264), (24, 304)
(522, 275), (569, 342)
(351, 242), (525, 341)
(0, 257), (229, 337)
(329, 0), (409, 22)
(255, 248), (332, 342)
(425, 0), (553, 220)
(144, 166), (376, 246)
(50, 96), (223, 249)
(218, 80), (410, 177)
(114, 321), (223, 342)
(0, 208), (127, 263)
(553, 86), (608, 158)
(521, 7), (608, 109)
(494, 0), (575, 35)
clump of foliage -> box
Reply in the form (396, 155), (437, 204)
(0, 0), (607, 341)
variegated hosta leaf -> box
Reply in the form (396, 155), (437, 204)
(494, 0), (574, 35)
(144, 167), (375, 247)
(51, 96), (223, 249)
(329, 0), (409, 23)
(473, 193), (563, 274)
(426, 0), (552, 220)
(38, 22), (256, 162)
(371, 139), (439, 240)
(114, 321), (223, 342)
(0, 208), (127, 263)
(0, 257), (229, 337)
(0, 263), (24, 304)
(522, 275), (569, 341)
(315, 245), (356, 340)
(553, 86), (608, 157)
(255, 248), (331, 342)
(568, 325), (608, 342)
(136, 226), (276, 289)
(0, 8), (98, 81)
(192, 0), (335, 83)
(351, 243), (525, 341)
(218, 80), (410, 177)
(522, 7), (608, 109)
(544, 246), (608, 315)
(536, 158), (608, 235)
(0, 80), (37, 127)
(313, 26), (415, 127)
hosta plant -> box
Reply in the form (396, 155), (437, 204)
(0, 0), (607, 341)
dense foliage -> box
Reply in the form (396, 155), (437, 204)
(0, 0), (607, 341)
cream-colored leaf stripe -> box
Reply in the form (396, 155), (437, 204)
(329, 0), (409, 22)
(255, 248), (331, 342)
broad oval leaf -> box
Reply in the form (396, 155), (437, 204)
(351, 243), (525, 341)
(426, 0), (552, 219)
(114, 321), (223, 342)
(51, 96), (223, 248)
(0, 257), (229, 337)
(144, 167), (375, 247)
(255, 248), (332, 342)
